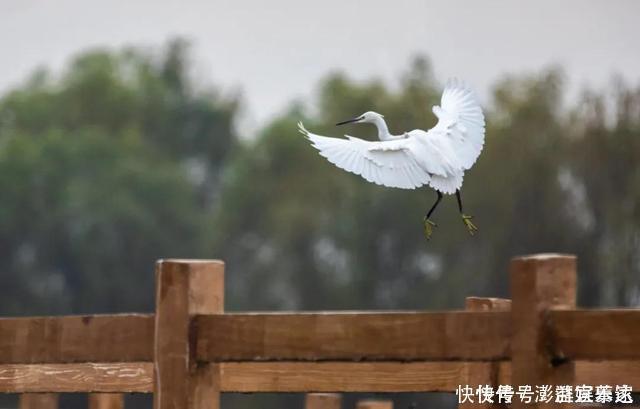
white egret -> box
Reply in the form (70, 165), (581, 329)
(298, 79), (485, 240)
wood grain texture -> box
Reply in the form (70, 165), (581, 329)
(190, 363), (221, 409)
(576, 361), (640, 389)
(196, 311), (511, 362)
(356, 400), (393, 409)
(187, 260), (224, 409)
(0, 362), (153, 393)
(19, 393), (59, 409)
(305, 393), (341, 409)
(498, 361), (640, 389)
(460, 297), (510, 409)
(88, 393), (124, 409)
(153, 260), (192, 409)
(219, 361), (640, 393)
(465, 297), (511, 312)
(549, 309), (640, 360)
(187, 260), (224, 315)
(0, 314), (153, 364)
(219, 361), (493, 392)
(0, 360), (637, 394)
(153, 259), (224, 409)
(0, 361), (490, 393)
(510, 254), (577, 409)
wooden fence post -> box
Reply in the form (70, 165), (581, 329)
(88, 393), (124, 409)
(19, 393), (59, 409)
(510, 254), (576, 409)
(305, 393), (342, 409)
(460, 297), (511, 409)
(153, 260), (225, 409)
(356, 400), (393, 409)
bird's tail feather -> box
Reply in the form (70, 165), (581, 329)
(428, 173), (463, 195)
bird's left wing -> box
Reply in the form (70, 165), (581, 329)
(298, 122), (431, 189)
(430, 79), (485, 170)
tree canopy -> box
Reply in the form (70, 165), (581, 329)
(0, 40), (239, 314)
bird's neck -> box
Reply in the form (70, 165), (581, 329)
(372, 116), (392, 141)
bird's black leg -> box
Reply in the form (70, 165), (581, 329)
(456, 189), (464, 213)
(427, 191), (443, 219)
(423, 191), (443, 240)
(456, 189), (478, 236)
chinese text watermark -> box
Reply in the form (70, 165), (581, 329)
(456, 384), (633, 404)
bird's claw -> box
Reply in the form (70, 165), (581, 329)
(423, 217), (437, 240)
(461, 214), (478, 236)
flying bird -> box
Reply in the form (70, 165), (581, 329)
(298, 79), (485, 240)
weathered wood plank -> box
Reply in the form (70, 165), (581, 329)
(576, 360), (640, 389)
(154, 260), (191, 409)
(88, 393), (124, 409)
(19, 393), (59, 409)
(465, 297), (511, 312)
(153, 259), (224, 409)
(460, 297), (510, 409)
(0, 363), (152, 393)
(196, 311), (511, 362)
(549, 309), (640, 360)
(511, 254), (577, 409)
(0, 314), (153, 364)
(1, 360), (637, 393)
(499, 361), (640, 389)
(305, 393), (341, 409)
(219, 362), (492, 392)
(188, 260), (224, 409)
(356, 400), (393, 409)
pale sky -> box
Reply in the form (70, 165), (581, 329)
(1, 1), (639, 133)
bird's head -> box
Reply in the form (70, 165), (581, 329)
(336, 111), (384, 126)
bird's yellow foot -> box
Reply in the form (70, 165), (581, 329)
(423, 217), (437, 240)
(461, 214), (478, 236)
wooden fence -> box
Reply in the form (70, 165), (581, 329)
(0, 254), (639, 409)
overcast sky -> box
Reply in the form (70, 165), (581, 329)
(1, 1), (639, 132)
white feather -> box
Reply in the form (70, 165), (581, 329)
(299, 79), (485, 194)
(299, 123), (429, 189)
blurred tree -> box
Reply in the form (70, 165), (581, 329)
(214, 58), (640, 314)
(569, 78), (640, 306)
(0, 129), (202, 313)
(0, 39), (240, 314)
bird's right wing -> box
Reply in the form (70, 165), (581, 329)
(298, 122), (431, 189)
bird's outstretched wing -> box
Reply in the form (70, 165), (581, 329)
(298, 122), (431, 189)
(430, 78), (485, 170)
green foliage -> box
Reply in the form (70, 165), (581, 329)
(214, 58), (640, 311)
(1, 43), (639, 321)
(0, 39), (239, 314)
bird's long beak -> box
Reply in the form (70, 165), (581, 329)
(336, 116), (363, 126)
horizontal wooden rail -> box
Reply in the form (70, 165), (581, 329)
(195, 311), (512, 362)
(496, 361), (640, 392)
(2, 361), (638, 393)
(2, 309), (639, 365)
(0, 314), (154, 364)
(0, 363), (152, 393)
(549, 309), (640, 360)
(220, 362), (489, 392)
